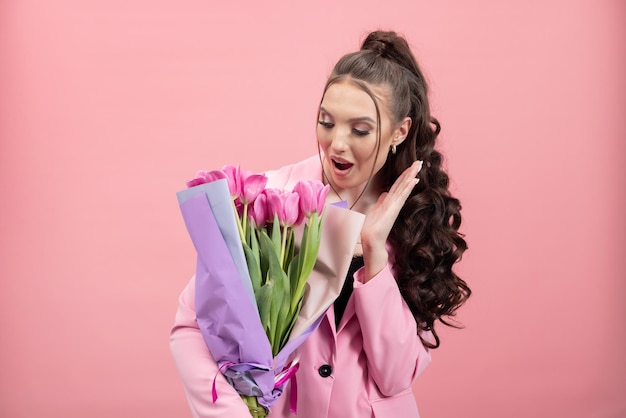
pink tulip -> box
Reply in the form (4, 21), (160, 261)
(239, 171), (268, 204)
(222, 165), (269, 205)
(186, 177), (206, 188)
(265, 189), (301, 227)
(185, 169), (227, 188)
(249, 190), (270, 227)
(222, 165), (241, 198)
(293, 180), (330, 217)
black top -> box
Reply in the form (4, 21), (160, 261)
(334, 255), (364, 328)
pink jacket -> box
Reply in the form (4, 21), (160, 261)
(170, 156), (432, 418)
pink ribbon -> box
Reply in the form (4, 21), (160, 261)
(212, 361), (236, 403)
(274, 360), (300, 414)
(288, 370), (298, 413)
(273, 361), (299, 387)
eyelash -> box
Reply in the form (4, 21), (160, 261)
(317, 121), (371, 136)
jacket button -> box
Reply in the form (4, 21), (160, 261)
(318, 364), (332, 378)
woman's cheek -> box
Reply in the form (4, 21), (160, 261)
(317, 130), (331, 152)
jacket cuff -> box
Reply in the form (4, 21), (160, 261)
(352, 264), (394, 288)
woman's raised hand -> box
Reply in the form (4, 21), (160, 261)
(361, 160), (423, 281)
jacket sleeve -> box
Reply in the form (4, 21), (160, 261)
(352, 265), (432, 396)
(169, 276), (253, 418)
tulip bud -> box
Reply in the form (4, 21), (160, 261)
(239, 171), (269, 204)
(293, 180), (330, 218)
(250, 191), (270, 227)
(222, 165), (242, 199)
(185, 169), (227, 188)
(266, 189), (300, 228)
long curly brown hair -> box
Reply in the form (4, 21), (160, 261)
(322, 31), (471, 348)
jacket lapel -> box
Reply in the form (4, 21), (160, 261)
(336, 296), (356, 334)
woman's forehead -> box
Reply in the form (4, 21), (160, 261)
(320, 80), (391, 119)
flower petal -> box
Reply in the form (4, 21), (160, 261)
(222, 165), (241, 198)
(241, 172), (269, 204)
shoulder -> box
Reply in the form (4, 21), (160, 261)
(264, 155), (322, 190)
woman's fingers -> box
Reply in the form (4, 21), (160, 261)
(362, 160), (423, 242)
(385, 160), (422, 210)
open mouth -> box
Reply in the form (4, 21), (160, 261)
(332, 158), (353, 171)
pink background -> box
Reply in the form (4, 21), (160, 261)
(1, 1), (624, 417)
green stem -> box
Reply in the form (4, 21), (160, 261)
(242, 203), (249, 245)
(280, 225), (288, 267)
(232, 200), (245, 243)
(240, 395), (267, 418)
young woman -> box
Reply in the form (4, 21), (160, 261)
(170, 30), (470, 418)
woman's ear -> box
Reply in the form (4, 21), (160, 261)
(392, 116), (412, 147)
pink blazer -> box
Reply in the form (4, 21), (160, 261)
(170, 156), (432, 418)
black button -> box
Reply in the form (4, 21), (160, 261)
(318, 364), (332, 378)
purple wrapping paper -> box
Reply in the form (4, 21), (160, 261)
(177, 182), (310, 407)
(177, 180), (256, 307)
(179, 190), (274, 399)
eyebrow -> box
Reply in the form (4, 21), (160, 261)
(319, 106), (377, 125)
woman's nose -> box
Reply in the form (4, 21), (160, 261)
(329, 128), (349, 152)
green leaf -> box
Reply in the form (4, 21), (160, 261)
(244, 212), (252, 246)
(258, 229), (270, 284)
(290, 214), (324, 314)
(281, 298), (301, 348)
(271, 214), (281, 255)
(302, 212), (321, 275)
(249, 226), (261, 285)
(295, 224), (309, 285)
(242, 243), (261, 295)
(284, 228), (295, 271)
(260, 231), (290, 355)
(287, 254), (300, 306)
(275, 290), (291, 349)
(250, 224), (260, 260)
(256, 280), (274, 336)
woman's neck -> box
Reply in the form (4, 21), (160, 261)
(324, 179), (381, 215)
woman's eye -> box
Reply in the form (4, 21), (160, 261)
(318, 121), (334, 128)
(352, 128), (370, 136)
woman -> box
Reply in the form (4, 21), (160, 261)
(170, 30), (470, 417)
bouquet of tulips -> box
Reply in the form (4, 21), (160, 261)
(177, 164), (363, 417)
